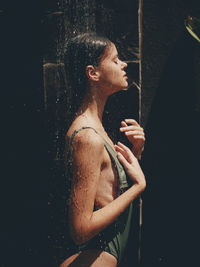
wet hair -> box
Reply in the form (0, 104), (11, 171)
(64, 32), (111, 116)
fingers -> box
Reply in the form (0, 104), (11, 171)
(125, 131), (145, 140)
(120, 126), (144, 132)
(119, 120), (145, 160)
(120, 120), (144, 133)
(123, 129), (144, 135)
(120, 127), (145, 140)
(124, 119), (139, 126)
(115, 144), (129, 161)
(116, 141), (131, 151)
(115, 142), (136, 163)
(121, 121), (127, 127)
(124, 130), (144, 135)
(116, 151), (131, 169)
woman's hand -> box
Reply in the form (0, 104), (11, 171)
(120, 119), (145, 159)
(115, 142), (146, 190)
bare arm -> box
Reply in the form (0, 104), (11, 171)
(68, 130), (146, 245)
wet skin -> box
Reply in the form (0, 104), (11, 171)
(61, 43), (145, 267)
(62, 126), (120, 267)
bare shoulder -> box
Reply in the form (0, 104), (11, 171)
(68, 127), (105, 158)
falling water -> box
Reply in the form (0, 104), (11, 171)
(49, 0), (98, 161)
(44, 1), (141, 266)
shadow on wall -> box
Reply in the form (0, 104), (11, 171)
(141, 31), (200, 267)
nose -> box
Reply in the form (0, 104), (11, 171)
(121, 60), (127, 69)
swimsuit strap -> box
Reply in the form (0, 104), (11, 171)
(66, 126), (129, 192)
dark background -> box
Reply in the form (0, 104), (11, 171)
(1, 1), (47, 267)
(141, 1), (200, 266)
(1, 1), (200, 267)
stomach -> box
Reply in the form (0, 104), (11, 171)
(60, 249), (117, 267)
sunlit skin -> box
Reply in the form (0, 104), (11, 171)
(61, 43), (146, 267)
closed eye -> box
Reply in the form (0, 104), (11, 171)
(114, 57), (119, 64)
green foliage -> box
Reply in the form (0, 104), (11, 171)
(185, 16), (200, 43)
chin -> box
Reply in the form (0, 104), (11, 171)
(109, 82), (129, 94)
(116, 85), (128, 92)
(122, 82), (129, 90)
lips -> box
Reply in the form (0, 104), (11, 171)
(123, 72), (128, 79)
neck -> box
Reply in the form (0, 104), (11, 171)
(76, 86), (108, 124)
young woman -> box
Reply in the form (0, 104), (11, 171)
(60, 33), (146, 267)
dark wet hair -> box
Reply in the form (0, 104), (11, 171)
(64, 32), (111, 116)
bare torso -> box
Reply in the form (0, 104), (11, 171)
(67, 117), (119, 208)
(60, 37), (146, 267)
(61, 116), (119, 266)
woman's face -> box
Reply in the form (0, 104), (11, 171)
(96, 43), (128, 95)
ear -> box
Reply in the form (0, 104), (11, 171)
(85, 65), (100, 81)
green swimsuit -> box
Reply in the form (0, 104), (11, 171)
(65, 127), (133, 265)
